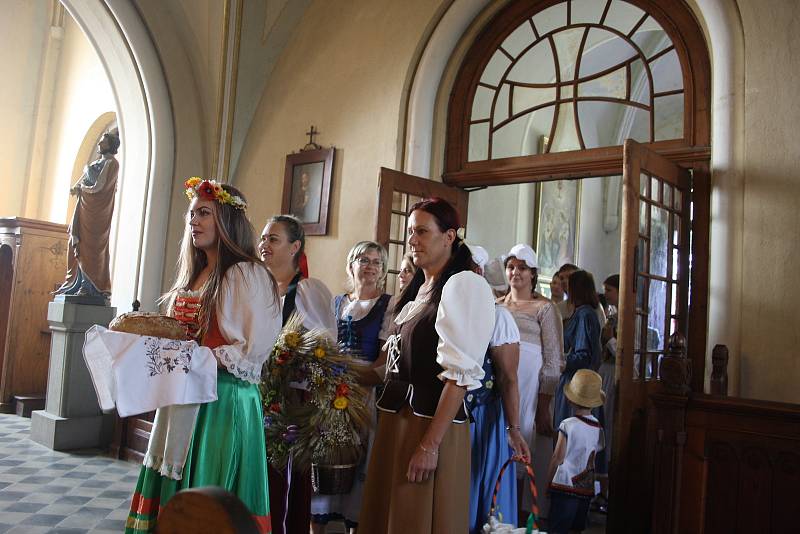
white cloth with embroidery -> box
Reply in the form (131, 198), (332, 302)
(83, 327), (218, 481)
(83, 326), (218, 417)
(83, 262), (282, 480)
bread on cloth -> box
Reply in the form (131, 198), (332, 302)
(109, 312), (186, 340)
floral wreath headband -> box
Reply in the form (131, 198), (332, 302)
(184, 177), (247, 210)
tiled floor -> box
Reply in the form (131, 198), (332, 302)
(0, 413), (140, 533)
(0, 413), (605, 533)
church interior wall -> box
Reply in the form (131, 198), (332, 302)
(0, 4), (115, 227)
(234, 0), (446, 295)
(735, 0), (800, 403)
(133, 0), (223, 297)
(38, 15), (116, 225)
(2, 0), (797, 404)
(155, 0), (798, 402)
(0, 1), (49, 219)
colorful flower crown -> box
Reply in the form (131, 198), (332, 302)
(184, 177), (247, 210)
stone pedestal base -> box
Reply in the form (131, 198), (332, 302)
(30, 410), (114, 450)
(30, 300), (116, 450)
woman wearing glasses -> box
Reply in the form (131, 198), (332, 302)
(311, 241), (393, 534)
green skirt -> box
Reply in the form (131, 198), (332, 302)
(126, 370), (271, 533)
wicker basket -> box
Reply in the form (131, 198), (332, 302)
(483, 458), (540, 533)
(311, 463), (358, 495)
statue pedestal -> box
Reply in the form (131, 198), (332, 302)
(30, 300), (116, 450)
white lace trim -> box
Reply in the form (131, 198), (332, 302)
(383, 334), (401, 379)
(215, 346), (262, 384)
(144, 453), (185, 481)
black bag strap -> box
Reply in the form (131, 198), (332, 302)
(282, 272), (303, 326)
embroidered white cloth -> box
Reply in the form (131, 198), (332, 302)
(83, 325), (218, 417)
(83, 326), (218, 481)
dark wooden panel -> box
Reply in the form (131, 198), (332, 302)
(0, 218), (68, 411)
(705, 440), (739, 533)
(652, 392), (800, 534)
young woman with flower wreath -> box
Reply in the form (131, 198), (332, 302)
(358, 198), (496, 533)
(126, 178), (281, 533)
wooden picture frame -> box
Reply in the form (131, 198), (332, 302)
(281, 147), (334, 235)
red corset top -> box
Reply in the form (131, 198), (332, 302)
(173, 292), (227, 349)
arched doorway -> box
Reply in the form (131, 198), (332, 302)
(449, 2), (710, 532)
(385, 0), (727, 531)
(59, 1), (174, 312)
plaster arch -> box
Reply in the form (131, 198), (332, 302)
(60, 0), (174, 312)
(402, 0), (746, 393)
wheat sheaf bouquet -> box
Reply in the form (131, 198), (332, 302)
(260, 314), (371, 473)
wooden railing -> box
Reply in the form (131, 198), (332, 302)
(649, 344), (800, 533)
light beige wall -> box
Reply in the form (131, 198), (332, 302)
(38, 15), (115, 224)
(164, 0), (225, 164)
(736, 0), (800, 403)
(0, 1), (48, 218)
(236, 0), (445, 295)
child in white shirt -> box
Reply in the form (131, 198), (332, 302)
(546, 369), (605, 533)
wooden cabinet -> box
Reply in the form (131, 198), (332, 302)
(0, 217), (68, 413)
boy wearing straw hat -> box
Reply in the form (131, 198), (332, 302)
(545, 369), (605, 533)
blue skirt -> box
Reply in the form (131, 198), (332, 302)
(469, 396), (517, 534)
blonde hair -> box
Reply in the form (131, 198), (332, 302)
(162, 184), (278, 338)
(345, 241), (388, 293)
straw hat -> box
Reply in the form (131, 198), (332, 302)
(564, 369), (606, 408)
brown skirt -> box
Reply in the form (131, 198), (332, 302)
(359, 406), (470, 534)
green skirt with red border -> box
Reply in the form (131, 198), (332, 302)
(125, 370), (271, 533)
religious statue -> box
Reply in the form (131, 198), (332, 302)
(54, 130), (121, 301)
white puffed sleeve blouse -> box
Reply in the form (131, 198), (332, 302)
(214, 262), (282, 383)
(434, 271), (496, 390)
(491, 304), (521, 347)
(285, 277), (337, 340)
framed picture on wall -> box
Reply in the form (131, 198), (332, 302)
(534, 179), (581, 279)
(281, 147), (334, 235)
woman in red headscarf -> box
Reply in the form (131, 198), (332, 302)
(258, 214), (336, 534)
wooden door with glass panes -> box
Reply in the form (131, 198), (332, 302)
(610, 139), (691, 532)
(375, 167), (469, 293)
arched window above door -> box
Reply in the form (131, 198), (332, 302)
(446, 0), (710, 183)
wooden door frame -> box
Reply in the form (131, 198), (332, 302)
(611, 139), (695, 532)
(443, 0), (711, 184)
(375, 167), (469, 248)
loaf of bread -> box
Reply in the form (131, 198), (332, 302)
(109, 312), (186, 340)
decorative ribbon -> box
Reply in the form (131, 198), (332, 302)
(383, 334), (401, 379)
